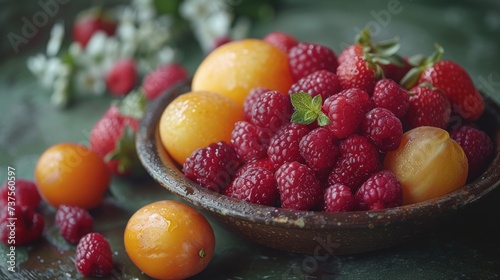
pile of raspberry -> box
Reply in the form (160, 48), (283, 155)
(183, 31), (494, 212)
(0, 180), (113, 277)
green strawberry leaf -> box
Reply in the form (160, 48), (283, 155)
(105, 125), (145, 176)
(290, 92), (330, 126)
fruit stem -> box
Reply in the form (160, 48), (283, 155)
(199, 248), (207, 258)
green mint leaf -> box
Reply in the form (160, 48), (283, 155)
(290, 92), (312, 111)
(291, 111), (314, 125)
(311, 95), (323, 111)
(317, 112), (331, 126)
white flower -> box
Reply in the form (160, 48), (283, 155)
(46, 22), (65, 56)
(180, 0), (227, 21)
(75, 65), (107, 95)
(192, 10), (232, 52)
(85, 31), (109, 59)
(156, 46), (175, 65)
(132, 0), (156, 22)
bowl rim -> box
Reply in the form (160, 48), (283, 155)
(136, 81), (500, 230)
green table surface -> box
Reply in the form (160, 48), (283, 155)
(1, 1), (500, 279)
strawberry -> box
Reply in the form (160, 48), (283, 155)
(105, 58), (138, 96)
(142, 63), (189, 100)
(263, 31), (299, 54)
(72, 8), (117, 48)
(337, 28), (406, 85)
(405, 84), (451, 130)
(401, 44), (484, 120)
(336, 55), (380, 95)
(89, 91), (146, 176)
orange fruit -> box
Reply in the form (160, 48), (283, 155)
(384, 126), (468, 205)
(192, 38), (294, 106)
(158, 90), (243, 165)
(124, 200), (215, 280)
(34, 142), (111, 209)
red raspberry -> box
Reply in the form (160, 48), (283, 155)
(183, 141), (241, 193)
(361, 108), (403, 153)
(288, 42), (338, 81)
(328, 134), (380, 190)
(263, 31), (299, 54)
(336, 55), (378, 95)
(142, 63), (189, 100)
(451, 125), (494, 180)
(248, 90), (293, 133)
(267, 123), (310, 168)
(105, 58), (137, 96)
(338, 88), (374, 115)
(355, 170), (403, 210)
(75, 232), (113, 277)
(55, 205), (94, 245)
(299, 127), (339, 174)
(243, 87), (270, 122)
(323, 93), (365, 139)
(288, 70), (342, 102)
(234, 158), (276, 177)
(324, 184), (356, 212)
(275, 162), (324, 210)
(405, 85), (451, 130)
(224, 167), (279, 206)
(372, 79), (409, 118)
(231, 121), (272, 162)
(0, 205), (44, 245)
(0, 179), (41, 210)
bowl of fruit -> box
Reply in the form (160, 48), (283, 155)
(136, 31), (500, 255)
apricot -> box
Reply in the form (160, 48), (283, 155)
(158, 91), (244, 165)
(192, 39), (294, 106)
(384, 126), (468, 205)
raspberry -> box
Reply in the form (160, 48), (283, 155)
(231, 121), (272, 162)
(75, 232), (113, 277)
(405, 85), (451, 130)
(372, 79), (409, 118)
(323, 93), (365, 139)
(243, 87), (270, 121)
(267, 123), (310, 168)
(248, 90), (293, 133)
(0, 205), (44, 245)
(328, 134), (380, 190)
(288, 42), (338, 81)
(451, 125), (494, 180)
(234, 158), (276, 177)
(324, 184), (356, 212)
(288, 70), (342, 101)
(275, 161), (324, 210)
(338, 88), (374, 115)
(355, 170), (403, 210)
(105, 58), (137, 96)
(142, 63), (189, 100)
(183, 141), (241, 192)
(263, 31), (299, 54)
(361, 108), (403, 153)
(55, 205), (94, 245)
(299, 127), (339, 173)
(0, 179), (41, 210)
(224, 167), (279, 206)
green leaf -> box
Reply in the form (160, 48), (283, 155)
(290, 92), (312, 111)
(311, 95), (322, 110)
(291, 111), (313, 125)
(118, 89), (147, 119)
(317, 112), (330, 126)
(400, 67), (424, 89)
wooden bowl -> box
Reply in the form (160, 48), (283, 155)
(136, 82), (500, 255)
